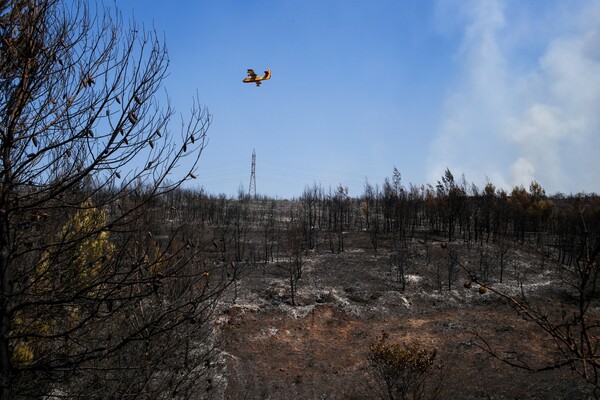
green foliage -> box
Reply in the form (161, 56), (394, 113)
(368, 332), (441, 400)
(529, 180), (546, 199)
(10, 201), (115, 366)
(509, 182), (553, 228)
(484, 182), (496, 197)
(54, 199), (115, 290)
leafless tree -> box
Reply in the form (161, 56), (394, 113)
(363, 180), (382, 252)
(493, 238), (512, 283)
(452, 210), (600, 398)
(328, 184), (349, 253)
(300, 183), (322, 251)
(0, 1), (229, 398)
(435, 169), (466, 242)
(390, 243), (411, 291)
(261, 199), (277, 265)
(283, 209), (304, 306)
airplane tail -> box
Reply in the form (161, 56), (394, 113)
(264, 69), (271, 79)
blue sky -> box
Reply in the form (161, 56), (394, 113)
(119, 0), (600, 198)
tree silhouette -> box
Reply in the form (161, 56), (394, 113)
(0, 1), (227, 397)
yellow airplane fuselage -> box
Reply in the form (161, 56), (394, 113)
(243, 69), (271, 86)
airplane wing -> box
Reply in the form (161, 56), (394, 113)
(247, 69), (256, 78)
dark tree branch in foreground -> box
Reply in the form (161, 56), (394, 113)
(0, 1), (228, 398)
(448, 213), (600, 397)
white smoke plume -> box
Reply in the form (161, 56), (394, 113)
(429, 0), (600, 194)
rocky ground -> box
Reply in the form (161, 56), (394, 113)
(211, 238), (592, 399)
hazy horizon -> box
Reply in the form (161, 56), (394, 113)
(120, 0), (600, 198)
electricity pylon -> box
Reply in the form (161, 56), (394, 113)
(249, 149), (256, 198)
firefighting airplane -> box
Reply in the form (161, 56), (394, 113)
(243, 69), (271, 86)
